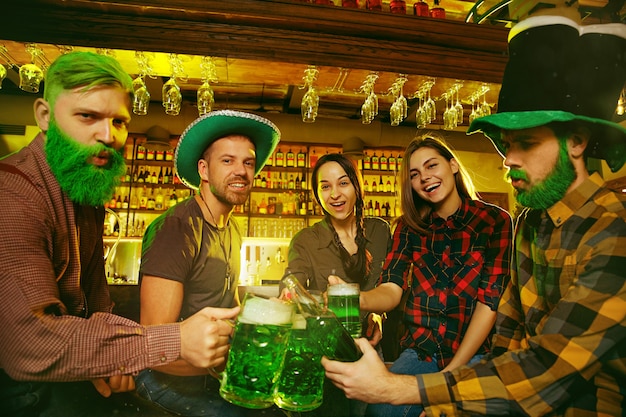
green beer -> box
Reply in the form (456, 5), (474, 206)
(305, 313), (362, 362)
(327, 283), (361, 338)
(274, 315), (324, 411)
(220, 294), (294, 409)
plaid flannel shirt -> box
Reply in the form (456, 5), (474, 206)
(419, 173), (626, 416)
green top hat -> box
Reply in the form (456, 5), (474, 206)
(468, 16), (626, 172)
(175, 110), (281, 190)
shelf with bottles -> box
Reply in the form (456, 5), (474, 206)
(361, 148), (404, 173)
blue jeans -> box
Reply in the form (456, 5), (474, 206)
(365, 349), (484, 417)
(136, 369), (286, 417)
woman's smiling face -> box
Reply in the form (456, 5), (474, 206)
(316, 161), (357, 221)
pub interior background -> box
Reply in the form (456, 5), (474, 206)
(1, 0), (625, 320)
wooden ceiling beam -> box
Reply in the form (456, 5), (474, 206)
(1, 0), (509, 83)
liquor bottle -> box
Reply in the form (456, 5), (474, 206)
(374, 201), (380, 217)
(281, 274), (362, 362)
(136, 144), (146, 160)
(389, 0), (406, 14)
(155, 150), (164, 161)
(371, 152), (379, 170)
(364, 179), (370, 193)
(165, 149), (174, 161)
(430, 0), (445, 18)
(365, 0), (382, 10)
(146, 148), (155, 161)
(301, 175), (307, 190)
(286, 148), (295, 167)
(379, 175), (384, 191)
(295, 174), (301, 190)
(275, 148), (285, 167)
(288, 175), (295, 190)
(297, 148), (306, 167)
(163, 168), (170, 184)
(155, 187), (164, 210)
(367, 200), (373, 216)
(388, 154), (397, 172)
(380, 153), (388, 171)
(309, 149), (318, 168)
(122, 195), (129, 209)
(413, 0), (429, 16)
(115, 194), (122, 209)
(147, 189), (156, 210)
(137, 166), (145, 183)
(397, 153), (403, 169)
(363, 152), (371, 170)
(157, 167), (164, 184)
(386, 177), (392, 193)
(124, 166), (131, 183)
(139, 186), (148, 209)
(371, 179), (377, 193)
(261, 176), (267, 188)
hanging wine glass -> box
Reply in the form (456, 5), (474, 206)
(454, 84), (464, 125)
(197, 81), (214, 116)
(19, 44), (46, 93)
(301, 85), (319, 123)
(443, 91), (457, 130)
(132, 76), (150, 116)
(0, 65), (6, 89)
(469, 95), (479, 124)
(480, 90), (491, 116)
(197, 56), (218, 116)
(132, 51), (154, 116)
(301, 66), (319, 123)
(162, 77), (182, 116)
(423, 81), (436, 123)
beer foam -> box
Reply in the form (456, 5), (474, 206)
(292, 314), (307, 330)
(328, 283), (360, 296)
(240, 295), (294, 325)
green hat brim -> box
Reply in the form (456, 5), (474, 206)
(175, 110), (280, 190)
(468, 111), (626, 173)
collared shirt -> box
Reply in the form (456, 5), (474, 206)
(420, 173), (626, 416)
(287, 216), (391, 293)
(379, 198), (512, 369)
(0, 134), (180, 382)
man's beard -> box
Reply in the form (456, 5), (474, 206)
(209, 178), (249, 207)
(508, 142), (576, 210)
(45, 120), (126, 206)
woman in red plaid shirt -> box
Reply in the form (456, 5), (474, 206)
(336, 135), (513, 417)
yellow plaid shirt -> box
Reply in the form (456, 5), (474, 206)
(418, 173), (626, 416)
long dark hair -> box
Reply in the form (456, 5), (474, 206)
(311, 153), (371, 283)
(398, 135), (476, 234)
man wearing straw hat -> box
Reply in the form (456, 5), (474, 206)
(322, 15), (626, 417)
(136, 110), (281, 416)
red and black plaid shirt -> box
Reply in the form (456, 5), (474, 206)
(379, 198), (513, 369)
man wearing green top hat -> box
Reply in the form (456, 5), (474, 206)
(136, 110), (281, 416)
(322, 15), (626, 417)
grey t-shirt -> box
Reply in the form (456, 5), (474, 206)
(140, 197), (241, 320)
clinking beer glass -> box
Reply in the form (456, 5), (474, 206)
(327, 282), (361, 338)
(219, 293), (294, 409)
(282, 274), (362, 362)
(273, 314), (325, 412)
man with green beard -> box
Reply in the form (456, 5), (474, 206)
(0, 52), (241, 416)
(321, 15), (626, 416)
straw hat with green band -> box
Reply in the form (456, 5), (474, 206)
(467, 15), (626, 173)
(175, 110), (281, 190)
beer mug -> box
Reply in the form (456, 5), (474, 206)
(327, 283), (361, 338)
(282, 274), (362, 362)
(220, 293), (294, 409)
(274, 314), (324, 412)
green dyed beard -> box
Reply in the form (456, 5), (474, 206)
(45, 120), (126, 206)
(507, 141), (576, 210)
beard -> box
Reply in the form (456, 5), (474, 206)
(45, 120), (126, 206)
(508, 142), (576, 210)
(209, 177), (250, 207)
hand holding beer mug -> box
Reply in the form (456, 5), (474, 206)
(327, 282), (361, 338)
(274, 314), (325, 412)
(219, 293), (294, 409)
